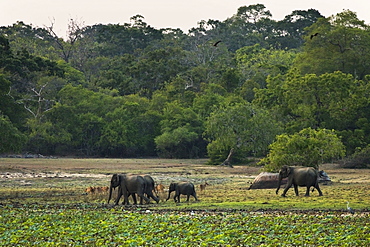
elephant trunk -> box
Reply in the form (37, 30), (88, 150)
(276, 174), (282, 195)
(107, 184), (114, 204)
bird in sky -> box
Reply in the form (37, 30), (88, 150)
(346, 201), (355, 214)
(310, 33), (319, 39)
(213, 40), (222, 47)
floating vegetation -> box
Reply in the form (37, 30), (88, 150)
(0, 205), (369, 246)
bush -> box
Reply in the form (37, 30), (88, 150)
(260, 128), (345, 172)
(338, 146), (370, 168)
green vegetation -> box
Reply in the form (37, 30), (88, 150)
(0, 158), (369, 245)
(260, 128), (346, 171)
(0, 206), (368, 246)
(1, 5), (370, 168)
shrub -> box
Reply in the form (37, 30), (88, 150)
(338, 146), (370, 168)
(260, 128), (345, 172)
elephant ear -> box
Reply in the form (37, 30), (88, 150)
(111, 174), (120, 187)
(280, 166), (291, 177)
(169, 183), (176, 191)
(286, 166), (292, 176)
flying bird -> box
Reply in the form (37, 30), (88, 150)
(346, 201), (355, 214)
(213, 40), (222, 47)
(310, 33), (319, 39)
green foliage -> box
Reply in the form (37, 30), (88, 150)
(205, 101), (282, 164)
(0, 206), (368, 246)
(235, 44), (297, 90)
(101, 95), (161, 157)
(0, 114), (27, 153)
(254, 69), (370, 154)
(155, 102), (205, 158)
(261, 128), (346, 171)
(2, 7), (370, 160)
(295, 10), (370, 79)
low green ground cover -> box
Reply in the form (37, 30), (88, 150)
(0, 205), (368, 246)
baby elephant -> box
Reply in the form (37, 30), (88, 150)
(166, 182), (198, 203)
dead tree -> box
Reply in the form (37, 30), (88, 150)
(220, 148), (234, 168)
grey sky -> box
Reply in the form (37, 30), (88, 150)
(1, 0), (369, 37)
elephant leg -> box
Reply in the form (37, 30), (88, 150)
(131, 193), (137, 205)
(115, 193), (122, 205)
(305, 187), (310, 196)
(115, 188), (123, 205)
(122, 196), (127, 205)
(137, 193), (149, 205)
(193, 192), (198, 201)
(186, 194), (190, 202)
(294, 184), (299, 196)
(123, 193), (131, 205)
(148, 192), (160, 203)
(315, 185), (323, 196)
(282, 185), (291, 197)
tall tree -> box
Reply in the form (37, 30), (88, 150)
(204, 100), (282, 164)
(295, 10), (370, 79)
(275, 9), (324, 49)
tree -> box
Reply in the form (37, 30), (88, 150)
(204, 101), (282, 165)
(260, 128), (346, 171)
(155, 101), (205, 158)
(100, 95), (161, 157)
(235, 44), (297, 100)
(275, 9), (324, 49)
(44, 85), (120, 156)
(0, 21), (59, 60)
(0, 114), (27, 153)
(223, 4), (273, 51)
(295, 10), (370, 79)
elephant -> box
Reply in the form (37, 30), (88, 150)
(166, 182), (198, 203)
(276, 166), (323, 197)
(142, 175), (160, 204)
(107, 174), (150, 205)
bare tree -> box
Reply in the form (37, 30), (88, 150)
(45, 18), (84, 62)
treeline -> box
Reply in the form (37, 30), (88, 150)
(1, 4), (370, 165)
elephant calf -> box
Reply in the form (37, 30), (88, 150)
(166, 182), (198, 203)
(276, 166), (323, 197)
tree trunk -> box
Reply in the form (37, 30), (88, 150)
(220, 148), (234, 168)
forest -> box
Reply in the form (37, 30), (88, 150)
(1, 4), (370, 168)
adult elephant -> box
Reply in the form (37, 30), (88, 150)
(142, 175), (160, 204)
(107, 174), (150, 205)
(166, 182), (198, 203)
(276, 166), (323, 197)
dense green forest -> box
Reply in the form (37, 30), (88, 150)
(1, 4), (370, 166)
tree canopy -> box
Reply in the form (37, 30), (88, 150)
(1, 5), (370, 167)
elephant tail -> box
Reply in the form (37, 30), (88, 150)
(166, 190), (172, 201)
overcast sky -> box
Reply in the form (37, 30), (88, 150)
(1, 0), (369, 37)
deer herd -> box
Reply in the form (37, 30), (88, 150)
(85, 186), (109, 194)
